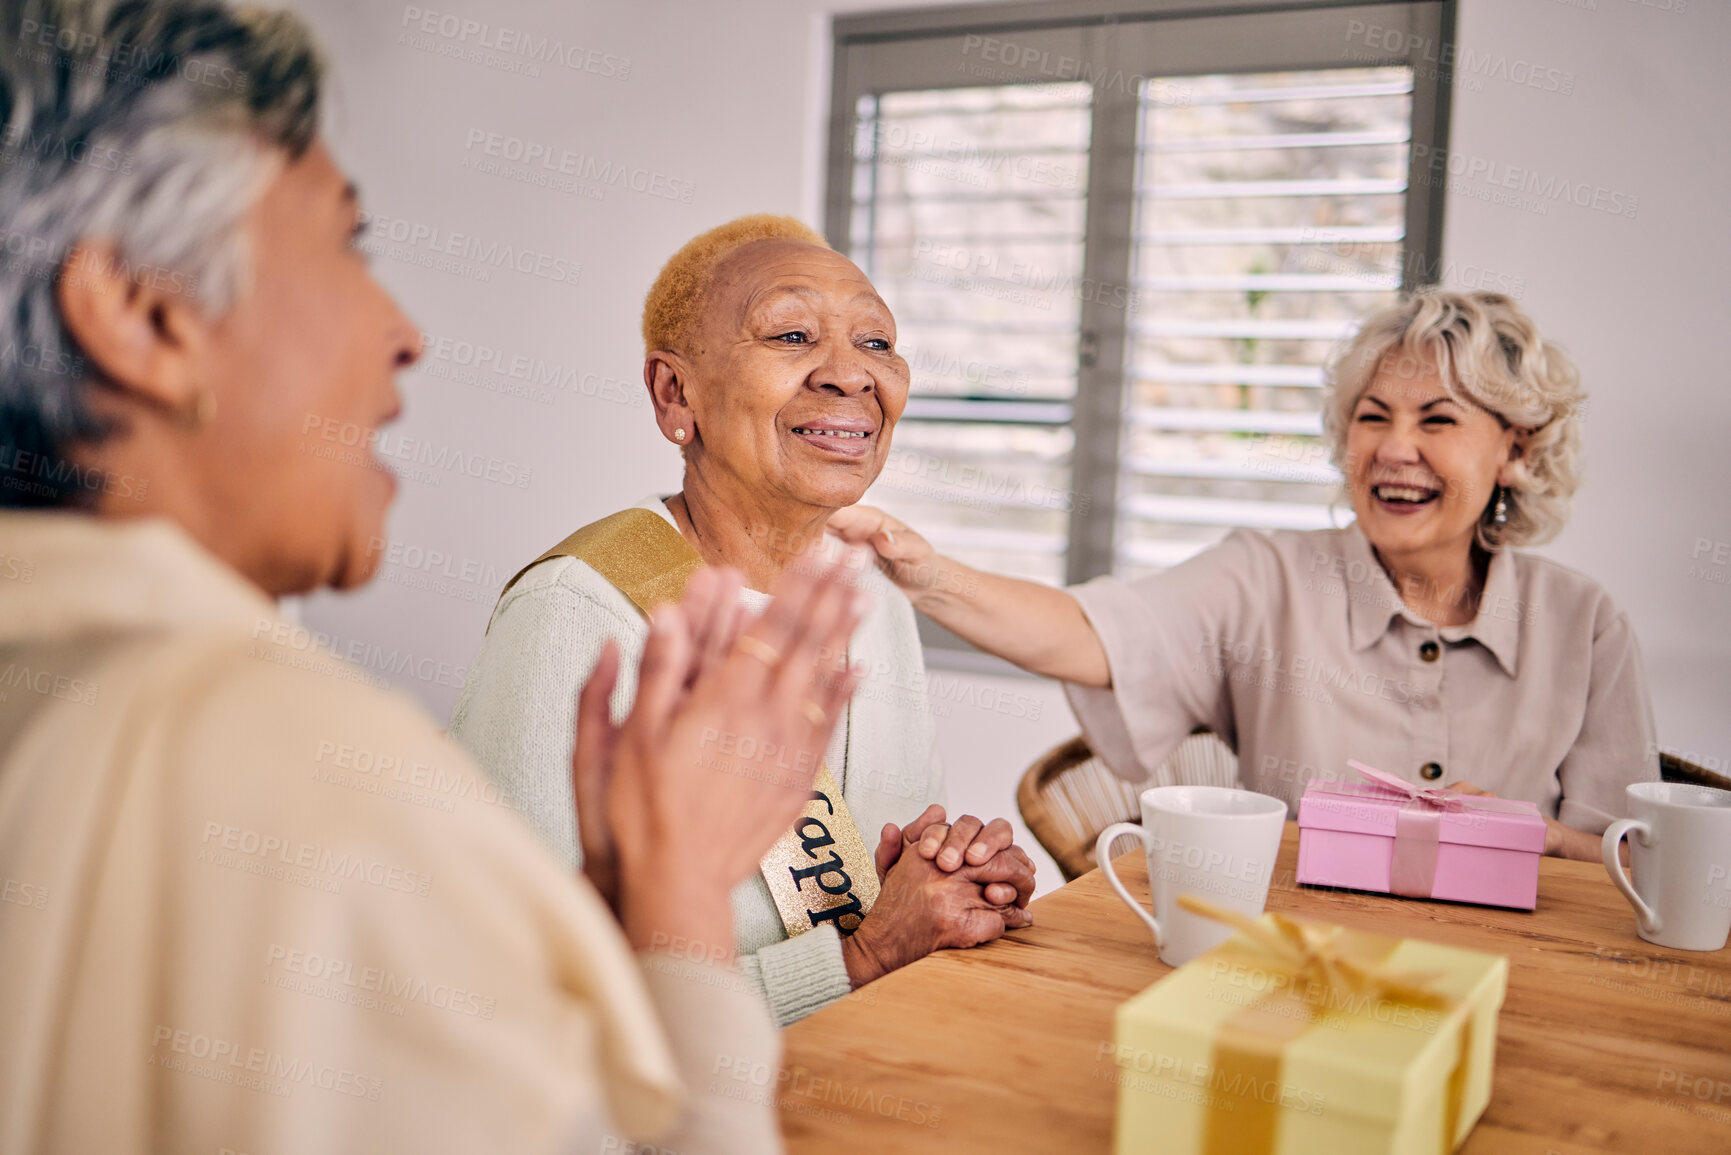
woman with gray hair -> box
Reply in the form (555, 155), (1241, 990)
(0, 2), (864, 1153)
(832, 290), (1659, 861)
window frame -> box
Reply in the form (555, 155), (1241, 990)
(827, 0), (1454, 644)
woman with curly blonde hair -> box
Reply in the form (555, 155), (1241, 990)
(833, 289), (1658, 861)
(1321, 290), (1583, 554)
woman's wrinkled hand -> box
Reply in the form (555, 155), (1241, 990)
(571, 565), (747, 914)
(1445, 779), (1609, 863)
(875, 805), (1034, 908)
(1448, 780), (1554, 852)
(826, 505), (941, 596)
(841, 843), (1035, 988)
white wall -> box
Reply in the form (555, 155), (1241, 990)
(288, 0), (1730, 897)
(1439, 0), (1731, 776)
(290, 0), (837, 713)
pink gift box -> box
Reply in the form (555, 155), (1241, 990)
(1296, 761), (1547, 910)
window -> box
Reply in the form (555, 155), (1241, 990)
(850, 84), (1091, 585)
(829, 1), (1452, 645)
(1117, 65), (1416, 576)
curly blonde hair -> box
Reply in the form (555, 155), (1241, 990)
(641, 214), (830, 355)
(1322, 290), (1585, 550)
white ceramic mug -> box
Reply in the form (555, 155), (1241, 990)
(1096, 785), (1288, 967)
(1602, 782), (1731, 952)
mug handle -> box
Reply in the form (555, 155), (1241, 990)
(1602, 818), (1660, 934)
(1096, 822), (1162, 949)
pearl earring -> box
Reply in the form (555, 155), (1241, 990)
(673, 427), (686, 442)
(1492, 487), (1508, 526)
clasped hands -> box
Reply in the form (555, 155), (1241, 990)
(841, 805), (1037, 988)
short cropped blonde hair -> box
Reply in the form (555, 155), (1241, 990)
(1322, 290), (1584, 550)
(641, 214), (830, 354)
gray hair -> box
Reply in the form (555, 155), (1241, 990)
(1322, 289), (1585, 550)
(0, 0), (321, 507)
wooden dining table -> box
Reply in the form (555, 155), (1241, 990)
(778, 822), (1731, 1153)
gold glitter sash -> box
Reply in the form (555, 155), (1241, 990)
(497, 507), (879, 938)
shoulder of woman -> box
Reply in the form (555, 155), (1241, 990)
(1143, 525), (1307, 592)
(147, 635), (475, 805)
(1247, 525), (1363, 568)
(1498, 549), (1632, 640)
(857, 560), (911, 610)
(490, 554), (647, 644)
(134, 636), (648, 1000)
(856, 562), (924, 641)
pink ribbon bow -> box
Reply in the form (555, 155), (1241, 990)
(1347, 760), (1469, 811)
(1343, 760), (1522, 898)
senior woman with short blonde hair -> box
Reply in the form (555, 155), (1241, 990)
(452, 215), (1036, 1027)
(833, 289), (1658, 861)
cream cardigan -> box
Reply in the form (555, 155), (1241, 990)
(450, 497), (944, 1026)
(0, 511), (780, 1155)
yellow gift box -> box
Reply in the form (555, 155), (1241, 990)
(1107, 900), (1508, 1155)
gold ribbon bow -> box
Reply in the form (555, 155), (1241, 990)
(1169, 894), (1467, 1154)
(1176, 893), (1448, 1008)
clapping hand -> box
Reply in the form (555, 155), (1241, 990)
(571, 561), (868, 957)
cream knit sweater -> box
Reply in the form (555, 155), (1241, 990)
(450, 497), (944, 1026)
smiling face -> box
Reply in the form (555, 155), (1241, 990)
(1344, 354), (1523, 566)
(656, 239), (909, 513)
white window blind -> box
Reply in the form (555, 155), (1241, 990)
(829, 3), (1450, 635)
(851, 84), (1092, 585)
(1117, 66), (1413, 576)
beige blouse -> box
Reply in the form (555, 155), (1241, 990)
(0, 512), (781, 1155)
(1066, 525), (1659, 832)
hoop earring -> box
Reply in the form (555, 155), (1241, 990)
(1492, 487), (1508, 526)
(673, 427), (687, 443)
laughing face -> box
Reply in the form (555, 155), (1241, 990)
(653, 239), (909, 513)
(1344, 353), (1524, 565)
